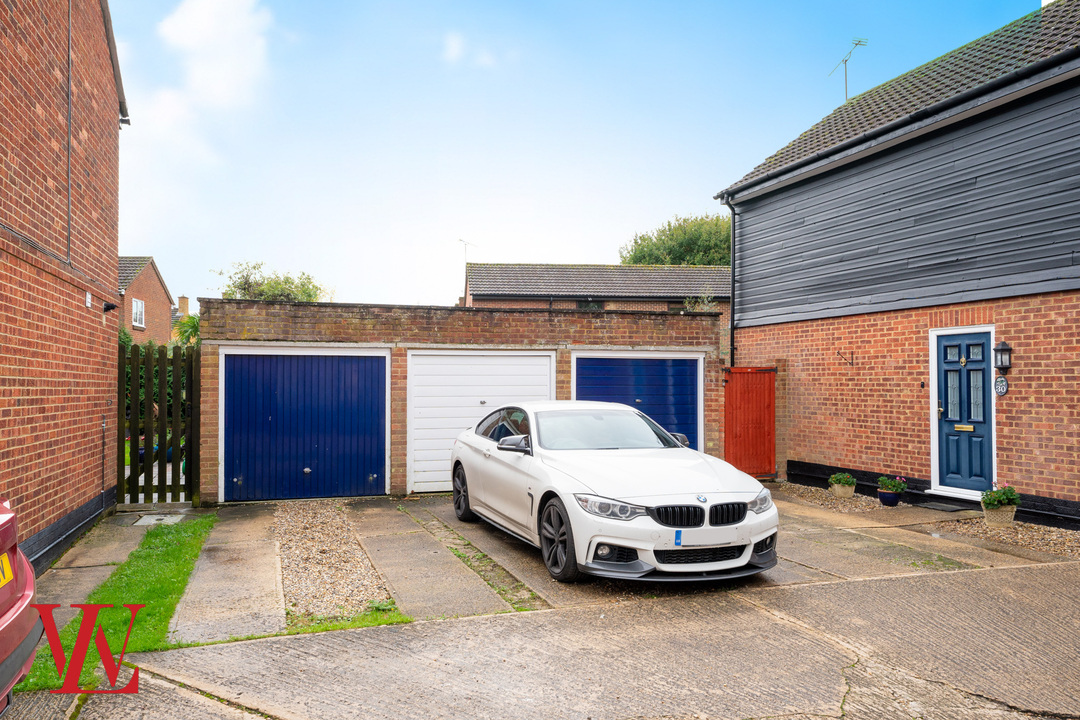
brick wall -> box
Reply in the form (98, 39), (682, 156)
(0, 1), (120, 549)
(736, 291), (1080, 506)
(199, 300), (728, 502)
(123, 266), (174, 345)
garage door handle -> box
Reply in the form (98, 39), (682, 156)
(303, 468), (312, 474)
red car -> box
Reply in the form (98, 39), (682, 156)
(0, 499), (42, 715)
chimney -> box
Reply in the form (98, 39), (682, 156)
(178, 295), (189, 317)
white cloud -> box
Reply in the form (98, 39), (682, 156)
(158, 0), (272, 109)
(442, 31), (465, 64)
(119, 0), (273, 249)
(442, 31), (503, 69)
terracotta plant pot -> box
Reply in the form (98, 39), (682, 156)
(981, 502), (1017, 528)
(877, 490), (901, 507)
(830, 484), (856, 499)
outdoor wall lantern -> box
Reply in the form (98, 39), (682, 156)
(993, 341), (1012, 375)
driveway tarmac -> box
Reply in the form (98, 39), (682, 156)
(30, 492), (1080, 719)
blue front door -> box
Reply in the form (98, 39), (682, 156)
(575, 357), (700, 449)
(937, 333), (992, 492)
(224, 354), (386, 500)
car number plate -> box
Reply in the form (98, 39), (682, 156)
(674, 526), (743, 547)
(0, 553), (12, 589)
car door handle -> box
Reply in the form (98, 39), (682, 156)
(483, 450), (491, 458)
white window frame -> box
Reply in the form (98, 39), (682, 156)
(217, 343), (393, 501)
(131, 298), (146, 328)
(927, 324), (997, 501)
(570, 350), (707, 451)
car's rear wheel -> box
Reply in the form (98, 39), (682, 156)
(540, 498), (581, 582)
(452, 464), (477, 521)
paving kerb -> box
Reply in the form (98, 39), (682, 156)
(734, 560), (1080, 717)
(78, 667), (262, 720)
(850, 525), (1063, 568)
(169, 504), (286, 643)
(347, 500), (511, 619)
(131, 593), (855, 720)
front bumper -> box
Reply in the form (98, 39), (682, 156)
(568, 499), (780, 581)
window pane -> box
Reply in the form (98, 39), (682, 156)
(969, 344), (983, 361)
(970, 370), (984, 422)
(947, 370), (960, 419)
(945, 345), (959, 362)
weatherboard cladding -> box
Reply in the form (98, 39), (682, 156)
(728, 0), (1080, 191)
(467, 264), (731, 299)
(734, 78), (1080, 327)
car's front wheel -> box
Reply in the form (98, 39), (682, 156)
(539, 497), (581, 582)
(452, 464), (477, 521)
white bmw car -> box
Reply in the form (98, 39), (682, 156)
(449, 401), (779, 582)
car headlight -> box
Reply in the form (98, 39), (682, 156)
(747, 488), (773, 514)
(574, 494), (648, 521)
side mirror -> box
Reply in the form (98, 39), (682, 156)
(497, 434), (532, 455)
(670, 432), (690, 447)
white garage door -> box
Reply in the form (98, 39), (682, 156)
(407, 351), (555, 492)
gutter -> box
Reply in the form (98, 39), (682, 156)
(715, 43), (1080, 203)
(99, 0), (130, 123)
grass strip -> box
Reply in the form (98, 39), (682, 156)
(16, 513), (217, 692)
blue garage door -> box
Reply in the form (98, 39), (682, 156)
(224, 354), (386, 501)
(575, 357), (700, 449)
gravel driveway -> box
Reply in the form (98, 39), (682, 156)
(272, 500), (391, 618)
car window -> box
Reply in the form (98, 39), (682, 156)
(477, 408), (530, 442)
(476, 410), (503, 438)
(536, 409), (679, 450)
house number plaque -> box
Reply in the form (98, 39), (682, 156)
(995, 376), (1009, 396)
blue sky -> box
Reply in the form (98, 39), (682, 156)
(110, 0), (1039, 309)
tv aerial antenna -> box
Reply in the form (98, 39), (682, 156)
(829, 38), (868, 102)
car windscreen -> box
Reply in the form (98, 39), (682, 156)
(535, 410), (680, 450)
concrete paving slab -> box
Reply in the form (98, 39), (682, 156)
(32, 565), (117, 630)
(345, 499), (425, 537)
(851, 526), (1056, 568)
(425, 501), (609, 607)
(50, 523), (147, 569)
(773, 498), (980, 529)
(79, 668), (263, 720)
(133, 594), (855, 720)
(362, 530), (510, 619)
(739, 561), (1080, 717)
(133, 514), (185, 526)
(4, 691), (77, 720)
(169, 507), (285, 643)
(777, 533), (926, 579)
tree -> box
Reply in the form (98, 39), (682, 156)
(219, 261), (326, 302)
(174, 313), (201, 347)
(619, 213), (731, 266)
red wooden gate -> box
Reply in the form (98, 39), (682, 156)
(723, 367), (776, 478)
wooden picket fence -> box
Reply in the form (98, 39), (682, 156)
(116, 344), (200, 504)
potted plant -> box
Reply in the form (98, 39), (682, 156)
(828, 472), (857, 498)
(876, 475), (907, 506)
(981, 483), (1020, 527)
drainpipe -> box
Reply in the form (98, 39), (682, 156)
(66, 0), (73, 263)
(721, 195), (738, 367)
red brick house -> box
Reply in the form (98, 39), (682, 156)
(717, 1), (1080, 523)
(119, 256), (176, 345)
(464, 263), (730, 318)
(1, 1), (128, 569)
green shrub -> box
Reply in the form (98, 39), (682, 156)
(981, 484), (1020, 509)
(828, 472), (856, 486)
(877, 475), (908, 493)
